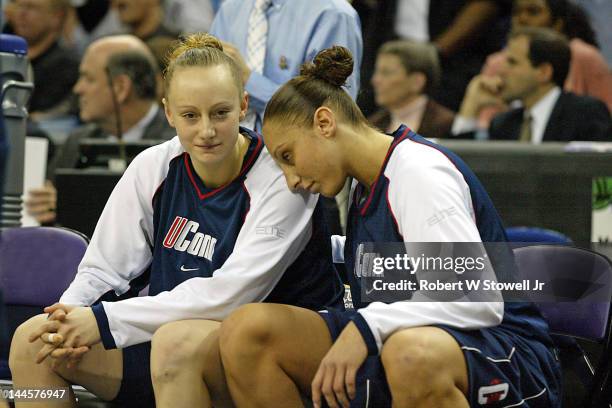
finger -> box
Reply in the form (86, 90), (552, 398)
(28, 320), (60, 342)
(311, 367), (324, 408)
(50, 347), (71, 359)
(25, 199), (50, 209)
(67, 346), (89, 369)
(44, 303), (68, 314)
(36, 211), (57, 224)
(62, 332), (82, 349)
(35, 342), (59, 364)
(333, 366), (350, 408)
(48, 309), (67, 321)
(50, 349), (71, 370)
(25, 203), (54, 216)
(481, 76), (502, 94)
(42, 332), (64, 345)
(44, 180), (57, 196)
(26, 188), (52, 197)
(321, 365), (339, 408)
(345, 366), (357, 400)
(70, 346), (89, 359)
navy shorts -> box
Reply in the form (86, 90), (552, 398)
(111, 342), (155, 407)
(319, 309), (562, 407)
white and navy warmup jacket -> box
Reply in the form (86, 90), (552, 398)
(60, 128), (343, 349)
(333, 125), (551, 355)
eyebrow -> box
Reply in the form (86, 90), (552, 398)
(174, 101), (234, 110)
(211, 100), (234, 107)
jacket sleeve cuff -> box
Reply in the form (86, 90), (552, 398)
(349, 313), (379, 356)
(91, 303), (117, 349)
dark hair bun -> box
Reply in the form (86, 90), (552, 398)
(300, 46), (353, 87)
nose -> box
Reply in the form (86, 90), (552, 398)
(198, 118), (215, 139)
(283, 169), (302, 192)
(371, 72), (379, 88)
(73, 78), (83, 95)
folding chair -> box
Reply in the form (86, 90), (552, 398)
(0, 227), (88, 379)
(506, 226), (573, 245)
(513, 245), (612, 407)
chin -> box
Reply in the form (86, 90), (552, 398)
(320, 182), (345, 198)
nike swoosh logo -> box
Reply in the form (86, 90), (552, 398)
(180, 265), (199, 272)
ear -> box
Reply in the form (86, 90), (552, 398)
(313, 106), (336, 139)
(162, 97), (175, 128)
(112, 74), (132, 104)
(537, 62), (554, 84)
(409, 72), (427, 94)
(239, 91), (249, 121)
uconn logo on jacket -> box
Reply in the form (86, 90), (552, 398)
(147, 133), (259, 295)
(163, 216), (217, 261)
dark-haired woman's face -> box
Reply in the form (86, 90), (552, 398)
(512, 0), (554, 29)
(164, 64), (247, 170)
(263, 120), (346, 198)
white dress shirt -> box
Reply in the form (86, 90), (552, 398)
(107, 103), (159, 142)
(395, 0), (430, 42)
(525, 86), (561, 144)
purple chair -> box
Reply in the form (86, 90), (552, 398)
(514, 245), (612, 407)
(0, 227), (88, 379)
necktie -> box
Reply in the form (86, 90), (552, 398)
(246, 0), (272, 74)
(243, 0), (272, 130)
(519, 112), (533, 143)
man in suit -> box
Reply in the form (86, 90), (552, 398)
(353, 0), (510, 114)
(25, 35), (175, 224)
(453, 26), (611, 142)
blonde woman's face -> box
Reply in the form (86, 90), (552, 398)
(164, 64), (247, 169)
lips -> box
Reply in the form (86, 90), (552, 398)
(194, 143), (221, 152)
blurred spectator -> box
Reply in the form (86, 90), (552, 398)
(73, 0), (125, 38)
(368, 40), (455, 139)
(482, 0), (612, 116)
(353, 0), (512, 114)
(113, 0), (177, 42)
(163, 0), (216, 34)
(145, 34), (174, 75)
(574, 0), (612, 66)
(2, 0), (17, 32)
(454, 27), (611, 142)
(12, 0), (80, 119)
(26, 35), (175, 224)
(111, 0), (178, 85)
(210, 0), (362, 132)
(211, 0), (363, 236)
